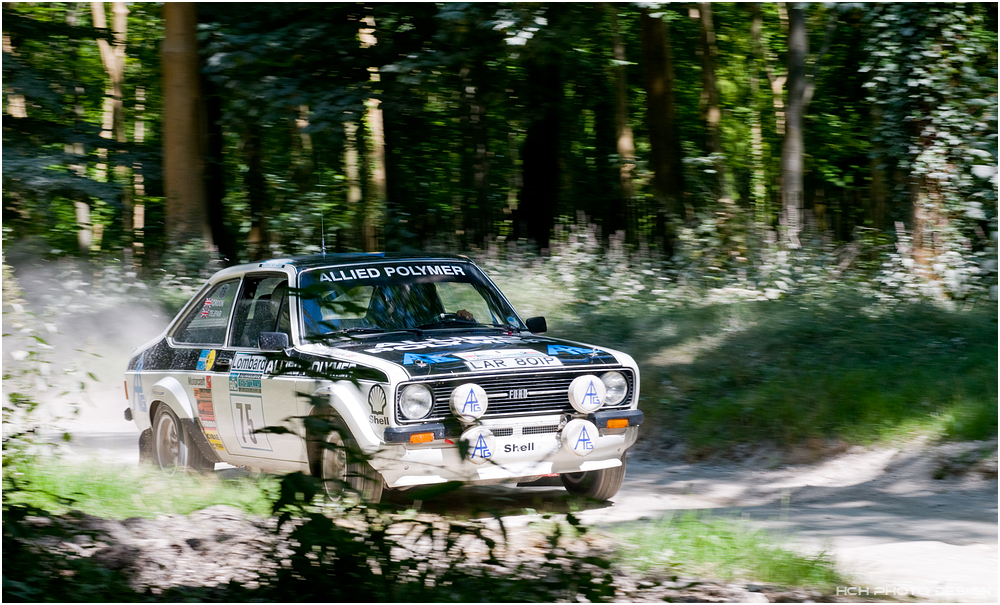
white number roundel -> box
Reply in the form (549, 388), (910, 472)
(450, 383), (488, 421)
(567, 375), (606, 414)
(561, 419), (600, 457)
(460, 426), (496, 465)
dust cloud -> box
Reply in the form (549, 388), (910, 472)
(4, 250), (174, 457)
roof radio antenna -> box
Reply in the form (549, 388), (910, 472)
(320, 212), (327, 256)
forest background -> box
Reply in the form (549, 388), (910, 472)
(3, 2), (997, 291)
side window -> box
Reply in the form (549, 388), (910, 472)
(230, 276), (289, 349)
(173, 279), (239, 345)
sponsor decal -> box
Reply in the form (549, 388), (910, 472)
(197, 349), (217, 372)
(450, 383), (488, 421)
(194, 386), (225, 451)
(503, 442), (535, 453)
(471, 434), (492, 459)
(508, 388), (528, 400)
(231, 353), (268, 373)
(402, 353), (459, 365)
(561, 419), (600, 457)
(310, 360), (356, 374)
(316, 264), (467, 283)
(151, 388), (166, 397)
(230, 395), (272, 452)
(455, 348), (562, 371)
(364, 335), (541, 354)
(460, 426), (496, 465)
(367, 385), (389, 425)
(568, 374), (606, 414)
(187, 376), (207, 387)
(547, 344), (599, 356)
(229, 372), (262, 394)
(132, 354), (147, 412)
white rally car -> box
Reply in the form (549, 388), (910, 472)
(124, 253), (642, 502)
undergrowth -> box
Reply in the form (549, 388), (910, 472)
(4, 461), (276, 519)
(612, 511), (843, 589)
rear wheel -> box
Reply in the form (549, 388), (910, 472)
(310, 418), (384, 504)
(560, 456), (627, 501)
(152, 406), (211, 473)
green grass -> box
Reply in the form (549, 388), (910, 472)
(612, 511), (843, 589)
(5, 460), (277, 519)
(547, 293), (997, 449)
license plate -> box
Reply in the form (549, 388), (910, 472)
(464, 355), (562, 371)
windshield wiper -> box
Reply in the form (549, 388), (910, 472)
(323, 327), (424, 337)
(415, 321), (519, 333)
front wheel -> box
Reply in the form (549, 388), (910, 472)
(310, 419), (384, 504)
(152, 406), (211, 473)
(560, 456), (627, 501)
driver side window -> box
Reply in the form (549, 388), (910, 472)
(230, 275), (289, 349)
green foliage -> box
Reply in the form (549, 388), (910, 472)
(5, 462), (276, 519)
(614, 511), (843, 589)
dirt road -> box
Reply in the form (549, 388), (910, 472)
(60, 405), (998, 604)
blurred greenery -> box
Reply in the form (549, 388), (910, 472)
(613, 511), (843, 589)
(5, 462), (277, 519)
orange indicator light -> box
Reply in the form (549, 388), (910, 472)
(409, 432), (434, 444)
(606, 418), (629, 429)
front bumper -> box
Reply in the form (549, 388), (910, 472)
(369, 416), (640, 488)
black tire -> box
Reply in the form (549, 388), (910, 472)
(309, 418), (384, 504)
(560, 456), (627, 501)
(152, 406), (212, 473)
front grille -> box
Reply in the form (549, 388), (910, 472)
(396, 368), (634, 424)
(521, 424), (559, 435)
(491, 427), (514, 437)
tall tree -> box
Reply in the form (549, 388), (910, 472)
(610, 5), (636, 242)
(780, 3), (807, 247)
(641, 8), (685, 241)
(161, 2), (210, 248)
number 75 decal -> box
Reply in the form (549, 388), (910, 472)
(230, 395), (272, 452)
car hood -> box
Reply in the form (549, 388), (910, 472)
(319, 332), (622, 377)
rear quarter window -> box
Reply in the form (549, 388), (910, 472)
(172, 279), (240, 345)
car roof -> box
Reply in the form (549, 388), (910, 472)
(224, 252), (474, 275)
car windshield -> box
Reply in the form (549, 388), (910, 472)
(298, 261), (525, 338)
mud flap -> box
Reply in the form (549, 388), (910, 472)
(138, 429), (152, 464)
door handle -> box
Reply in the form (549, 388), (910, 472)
(214, 358), (231, 371)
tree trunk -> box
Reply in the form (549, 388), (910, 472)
(203, 74), (237, 264)
(640, 8), (684, 244)
(460, 66), (492, 246)
(517, 54), (561, 251)
(610, 5), (635, 243)
(344, 120), (363, 251)
(161, 2), (211, 247)
(749, 4), (768, 228)
(241, 124), (269, 260)
(781, 4), (807, 247)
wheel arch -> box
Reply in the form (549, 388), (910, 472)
(149, 376), (221, 465)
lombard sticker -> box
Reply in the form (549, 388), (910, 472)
(454, 349), (562, 371)
(197, 349), (217, 372)
(231, 353), (268, 373)
(194, 385), (225, 451)
(367, 385), (389, 425)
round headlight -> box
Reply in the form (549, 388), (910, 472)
(399, 384), (434, 420)
(601, 372), (628, 406)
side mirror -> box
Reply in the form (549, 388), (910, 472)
(525, 316), (547, 334)
(259, 331), (290, 351)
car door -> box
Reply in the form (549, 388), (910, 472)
(216, 273), (306, 464)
